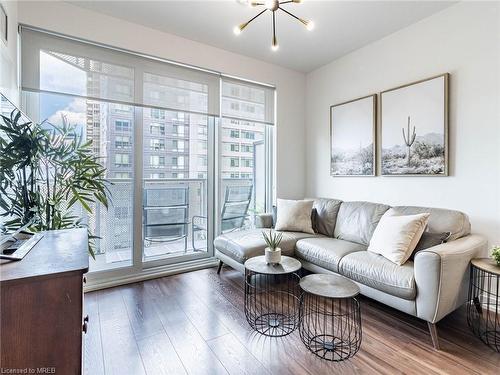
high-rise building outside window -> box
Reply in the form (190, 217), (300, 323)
(20, 27), (275, 276)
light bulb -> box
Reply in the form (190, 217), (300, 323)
(233, 22), (249, 35)
(271, 35), (279, 51)
(299, 18), (314, 31)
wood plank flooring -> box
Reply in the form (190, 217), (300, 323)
(84, 266), (500, 375)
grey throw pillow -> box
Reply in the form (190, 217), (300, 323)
(312, 198), (342, 236)
(410, 231), (451, 260)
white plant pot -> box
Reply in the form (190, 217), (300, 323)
(265, 247), (281, 265)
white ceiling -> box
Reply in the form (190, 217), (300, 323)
(69, 1), (455, 73)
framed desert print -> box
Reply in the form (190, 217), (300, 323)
(330, 94), (376, 176)
(0, 3), (7, 45)
(380, 73), (449, 176)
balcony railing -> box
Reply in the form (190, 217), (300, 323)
(87, 178), (256, 265)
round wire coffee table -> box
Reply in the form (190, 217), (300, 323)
(244, 255), (302, 337)
(467, 258), (500, 352)
(299, 274), (362, 361)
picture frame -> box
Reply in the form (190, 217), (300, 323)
(330, 94), (376, 176)
(380, 73), (449, 176)
(0, 3), (6, 45)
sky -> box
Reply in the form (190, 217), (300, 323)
(37, 51), (88, 131)
(331, 96), (374, 152)
(381, 76), (445, 148)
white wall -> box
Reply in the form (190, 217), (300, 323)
(306, 2), (500, 245)
(17, 1), (307, 199)
(0, 0), (18, 104)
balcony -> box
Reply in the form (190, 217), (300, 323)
(88, 177), (256, 272)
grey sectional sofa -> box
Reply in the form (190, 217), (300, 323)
(213, 198), (487, 349)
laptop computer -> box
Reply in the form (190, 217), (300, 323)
(0, 223), (44, 261)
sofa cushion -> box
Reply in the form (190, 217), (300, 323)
(410, 231), (451, 260)
(367, 210), (430, 265)
(213, 228), (317, 264)
(339, 251), (416, 300)
(275, 199), (315, 234)
(312, 198), (343, 236)
(295, 237), (366, 273)
(391, 206), (470, 241)
(334, 201), (391, 245)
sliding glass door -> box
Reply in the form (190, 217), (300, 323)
(141, 109), (212, 265)
(20, 27), (274, 280)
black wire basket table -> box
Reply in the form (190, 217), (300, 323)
(299, 274), (362, 361)
(244, 255), (302, 337)
(467, 258), (500, 352)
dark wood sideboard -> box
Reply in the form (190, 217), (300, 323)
(0, 228), (89, 374)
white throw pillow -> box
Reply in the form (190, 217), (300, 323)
(275, 199), (315, 234)
(367, 209), (430, 265)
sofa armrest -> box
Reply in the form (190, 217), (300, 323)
(255, 213), (274, 229)
(414, 234), (487, 323)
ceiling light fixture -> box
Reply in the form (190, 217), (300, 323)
(234, 0), (314, 51)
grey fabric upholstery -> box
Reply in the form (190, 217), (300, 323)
(391, 206), (471, 241)
(295, 237), (365, 273)
(334, 201), (390, 245)
(213, 228), (316, 263)
(312, 198), (343, 236)
(339, 251), (416, 300)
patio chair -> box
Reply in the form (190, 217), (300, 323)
(191, 184), (253, 251)
(143, 186), (189, 252)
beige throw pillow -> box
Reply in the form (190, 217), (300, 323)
(275, 199), (315, 234)
(367, 209), (430, 265)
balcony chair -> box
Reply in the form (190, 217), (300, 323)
(143, 186), (189, 253)
(191, 184), (253, 251)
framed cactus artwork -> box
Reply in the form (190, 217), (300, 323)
(330, 94), (376, 176)
(380, 74), (449, 176)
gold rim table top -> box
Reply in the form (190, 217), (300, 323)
(244, 255), (302, 275)
(471, 258), (500, 276)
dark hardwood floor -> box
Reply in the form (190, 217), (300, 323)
(84, 266), (500, 375)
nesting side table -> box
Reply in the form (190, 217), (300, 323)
(467, 258), (500, 352)
(244, 255), (302, 337)
(299, 274), (362, 361)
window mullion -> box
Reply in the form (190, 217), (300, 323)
(132, 68), (144, 270)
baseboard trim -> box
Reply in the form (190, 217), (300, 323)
(84, 258), (219, 292)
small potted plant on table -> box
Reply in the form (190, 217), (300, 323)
(492, 246), (500, 266)
(262, 229), (283, 265)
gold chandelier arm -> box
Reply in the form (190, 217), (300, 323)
(273, 10), (276, 40)
(278, 6), (302, 23)
(272, 10), (278, 49)
(245, 8), (268, 27)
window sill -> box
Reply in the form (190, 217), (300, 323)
(84, 257), (219, 292)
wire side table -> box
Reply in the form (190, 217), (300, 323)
(467, 258), (500, 352)
(244, 256), (302, 337)
(299, 274), (362, 361)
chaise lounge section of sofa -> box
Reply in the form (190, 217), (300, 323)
(213, 198), (487, 349)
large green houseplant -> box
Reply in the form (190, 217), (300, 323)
(0, 110), (111, 258)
